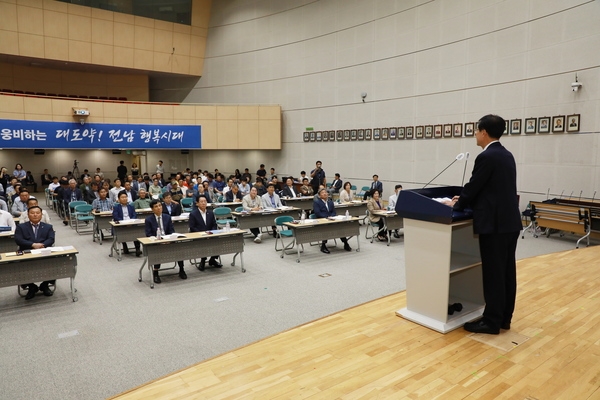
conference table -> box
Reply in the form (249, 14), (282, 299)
(109, 214), (190, 261)
(209, 201), (243, 212)
(0, 247), (79, 302)
(231, 207), (301, 230)
(0, 230), (16, 253)
(283, 217), (361, 262)
(370, 210), (404, 246)
(92, 208), (155, 245)
(137, 229), (246, 289)
(335, 201), (368, 221)
(281, 196), (316, 212)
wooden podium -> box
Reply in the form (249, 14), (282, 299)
(395, 187), (484, 333)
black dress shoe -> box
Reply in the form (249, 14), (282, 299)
(501, 322), (511, 330)
(179, 269), (187, 280)
(135, 249), (141, 257)
(39, 285), (53, 297)
(197, 259), (206, 271)
(122, 247), (130, 254)
(25, 284), (39, 300)
(393, 231), (401, 239)
(464, 319), (499, 335)
(320, 245), (330, 254)
(209, 259), (223, 268)
(344, 243), (352, 251)
(63, 220), (69, 226)
(153, 274), (161, 284)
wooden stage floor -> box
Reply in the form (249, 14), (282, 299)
(112, 246), (600, 399)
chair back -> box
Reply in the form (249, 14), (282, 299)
(235, 206), (244, 212)
(309, 214), (317, 219)
(69, 200), (87, 211)
(180, 197), (193, 211)
(75, 204), (93, 214)
(275, 215), (293, 226)
(213, 207), (232, 219)
(350, 185), (357, 191)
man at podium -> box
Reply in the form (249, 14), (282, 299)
(446, 114), (521, 335)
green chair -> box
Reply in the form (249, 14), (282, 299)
(68, 201), (88, 228)
(235, 206), (244, 212)
(74, 204), (94, 234)
(213, 207), (237, 229)
(180, 197), (193, 212)
(275, 215), (302, 257)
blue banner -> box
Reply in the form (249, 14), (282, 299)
(0, 119), (201, 149)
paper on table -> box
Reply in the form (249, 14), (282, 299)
(117, 219), (143, 225)
(432, 197), (452, 203)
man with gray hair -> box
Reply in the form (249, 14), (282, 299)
(133, 188), (152, 209)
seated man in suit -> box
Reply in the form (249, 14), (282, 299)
(188, 196), (222, 269)
(112, 190), (141, 257)
(145, 199), (187, 284)
(327, 173), (343, 195)
(225, 183), (243, 203)
(363, 174), (383, 200)
(281, 177), (299, 198)
(242, 187), (264, 243)
(300, 177), (313, 196)
(15, 206), (56, 300)
(62, 178), (83, 225)
(262, 183), (283, 236)
(313, 188), (352, 253)
(161, 192), (182, 216)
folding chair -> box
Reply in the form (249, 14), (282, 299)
(213, 207), (237, 229)
(274, 216), (302, 256)
(356, 186), (370, 200)
(68, 201), (87, 228)
(180, 197), (193, 213)
(74, 204), (94, 234)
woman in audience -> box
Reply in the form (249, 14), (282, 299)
(339, 182), (354, 203)
(131, 162), (139, 178)
(367, 189), (387, 241)
(13, 163), (26, 182)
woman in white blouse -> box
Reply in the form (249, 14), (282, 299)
(339, 182), (354, 203)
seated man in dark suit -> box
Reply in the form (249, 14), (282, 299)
(15, 206), (56, 300)
(312, 188), (352, 253)
(144, 199), (186, 284)
(161, 192), (182, 216)
(112, 190), (141, 256)
(188, 196), (222, 269)
(327, 173), (343, 195)
(281, 177), (299, 198)
(225, 183), (243, 203)
(363, 174), (383, 200)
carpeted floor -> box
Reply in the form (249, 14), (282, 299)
(0, 201), (587, 400)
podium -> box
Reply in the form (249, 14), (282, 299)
(395, 187), (484, 333)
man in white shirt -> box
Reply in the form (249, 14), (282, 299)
(156, 160), (164, 175)
(109, 179), (123, 203)
(262, 183), (283, 237)
(19, 198), (51, 224)
(0, 208), (16, 230)
(11, 189), (32, 217)
(388, 184), (403, 238)
(48, 176), (60, 193)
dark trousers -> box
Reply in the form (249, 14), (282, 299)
(478, 231), (520, 329)
(153, 261), (184, 270)
(250, 228), (260, 237)
(321, 237), (348, 246)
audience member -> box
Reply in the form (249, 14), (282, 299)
(112, 191), (141, 257)
(312, 188), (352, 253)
(242, 187), (263, 243)
(189, 196), (223, 270)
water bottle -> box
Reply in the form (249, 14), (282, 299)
(225, 221), (231, 232)
(156, 227), (162, 240)
(345, 210), (350, 220)
(300, 211), (306, 224)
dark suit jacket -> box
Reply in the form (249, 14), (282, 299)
(282, 186), (299, 198)
(313, 198), (337, 218)
(454, 142), (522, 235)
(62, 187), (83, 203)
(330, 179), (343, 193)
(15, 221), (55, 250)
(145, 213), (175, 237)
(370, 181), (383, 193)
(161, 201), (182, 216)
(189, 208), (217, 232)
(125, 189), (138, 202)
(225, 191), (243, 202)
(112, 204), (137, 221)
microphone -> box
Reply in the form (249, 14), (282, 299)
(423, 153), (465, 189)
(579, 190), (583, 201)
(461, 152), (470, 186)
(592, 191), (596, 202)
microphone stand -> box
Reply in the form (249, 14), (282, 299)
(423, 153), (464, 189)
(461, 152), (470, 186)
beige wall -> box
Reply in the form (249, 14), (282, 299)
(0, 0), (210, 76)
(0, 61), (149, 100)
(0, 93), (281, 150)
